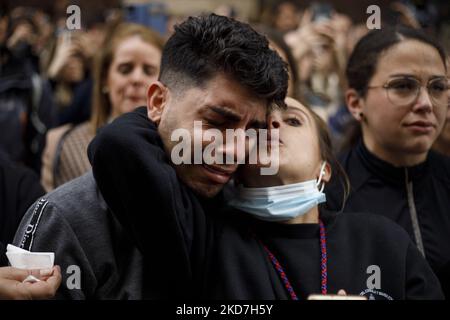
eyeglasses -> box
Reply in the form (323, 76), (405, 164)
(366, 77), (449, 108)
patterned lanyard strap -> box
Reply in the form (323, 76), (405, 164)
(258, 219), (328, 300)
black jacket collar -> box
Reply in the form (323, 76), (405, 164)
(352, 139), (429, 189)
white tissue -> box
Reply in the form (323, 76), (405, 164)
(6, 244), (54, 270)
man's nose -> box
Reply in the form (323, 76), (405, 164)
(215, 130), (250, 164)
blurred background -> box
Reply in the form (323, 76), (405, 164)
(0, 0), (449, 180)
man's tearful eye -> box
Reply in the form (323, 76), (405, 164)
(204, 118), (226, 127)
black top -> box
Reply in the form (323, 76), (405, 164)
(0, 151), (45, 266)
(88, 108), (443, 300)
(326, 140), (450, 298)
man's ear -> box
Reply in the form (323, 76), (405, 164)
(147, 81), (168, 125)
(345, 88), (364, 122)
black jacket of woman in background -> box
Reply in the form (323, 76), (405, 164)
(326, 139), (450, 298)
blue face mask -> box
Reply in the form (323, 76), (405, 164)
(227, 162), (327, 222)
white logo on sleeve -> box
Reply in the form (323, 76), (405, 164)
(66, 265), (81, 290)
(366, 265), (381, 289)
(359, 265), (394, 300)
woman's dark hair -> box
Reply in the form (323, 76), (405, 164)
(307, 107), (350, 211)
(159, 14), (289, 109)
(346, 25), (447, 97)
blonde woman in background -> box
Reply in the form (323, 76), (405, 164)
(41, 23), (164, 191)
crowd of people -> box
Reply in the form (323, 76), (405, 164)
(0, 0), (449, 300)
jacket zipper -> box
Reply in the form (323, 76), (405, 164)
(405, 168), (426, 257)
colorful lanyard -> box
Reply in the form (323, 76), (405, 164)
(257, 219), (328, 300)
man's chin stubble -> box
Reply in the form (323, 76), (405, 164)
(187, 180), (223, 198)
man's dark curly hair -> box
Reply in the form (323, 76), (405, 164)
(159, 14), (288, 108)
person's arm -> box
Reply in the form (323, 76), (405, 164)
(405, 242), (444, 300)
(88, 108), (203, 293)
(13, 199), (97, 299)
(0, 266), (61, 300)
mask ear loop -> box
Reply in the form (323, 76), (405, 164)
(316, 162), (327, 192)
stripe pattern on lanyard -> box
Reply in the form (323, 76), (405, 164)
(257, 219), (328, 300)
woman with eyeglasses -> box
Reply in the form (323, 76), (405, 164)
(325, 26), (450, 298)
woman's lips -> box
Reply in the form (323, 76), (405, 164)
(404, 121), (436, 134)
